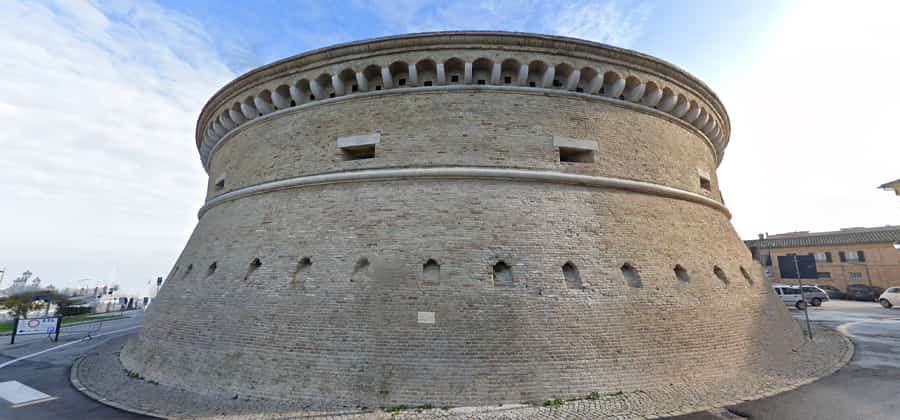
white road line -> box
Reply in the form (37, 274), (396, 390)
(0, 325), (140, 370)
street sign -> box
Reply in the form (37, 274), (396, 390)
(16, 318), (57, 335)
(778, 254), (818, 279)
(10, 317), (62, 344)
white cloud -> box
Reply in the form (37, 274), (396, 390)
(545, 1), (652, 47)
(0, 1), (235, 293)
(360, 0), (650, 48)
(717, 1), (899, 238)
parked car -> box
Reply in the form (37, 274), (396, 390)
(846, 284), (881, 301)
(800, 285), (829, 306)
(878, 287), (900, 308)
(816, 285), (848, 300)
(773, 285), (807, 309)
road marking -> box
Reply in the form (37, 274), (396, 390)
(0, 325), (140, 370)
(836, 317), (900, 337)
(0, 381), (57, 407)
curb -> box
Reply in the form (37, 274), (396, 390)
(70, 353), (172, 419)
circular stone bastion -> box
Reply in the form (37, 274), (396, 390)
(112, 31), (831, 413)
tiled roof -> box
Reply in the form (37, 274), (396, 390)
(745, 226), (900, 248)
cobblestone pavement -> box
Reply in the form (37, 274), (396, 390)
(72, 326), (851, 420)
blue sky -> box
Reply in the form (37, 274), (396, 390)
(1, 0), (896, 293)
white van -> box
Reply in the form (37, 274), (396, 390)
(773, 285), (807, 309)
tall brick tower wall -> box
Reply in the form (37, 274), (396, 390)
(121, 32), (802, 408)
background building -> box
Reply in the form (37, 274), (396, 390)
(746, 226), (900, 290)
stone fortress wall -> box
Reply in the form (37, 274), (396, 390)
(121, 32), (803, 409)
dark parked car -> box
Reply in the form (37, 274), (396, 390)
(846, 284), (882, 301)
(817, 285), (848, 300)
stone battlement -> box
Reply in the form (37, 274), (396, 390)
(196, 32), (730, 171)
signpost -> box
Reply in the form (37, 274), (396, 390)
(10, 317), (61, 344)
(777, 254), (818, 340)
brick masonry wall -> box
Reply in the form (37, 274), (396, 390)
(121, 84), (799, 408)
(204, 90), (721, 203)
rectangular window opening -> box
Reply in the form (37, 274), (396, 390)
(214, 175), (226, 191)
(342, 144), (375, 161)
(398, 78), (406, 86)
(699, 176), (712, 191)
(450, 75), (459, 82)
(576, 87), (584, 92)
(528, 81), (536, 87)
(477, 79), (486, 85)
(375, 85), (382, 91)
(504, 76), (512, 84)
(351, 84), (358, 92)
(559, 147), (595, 163)
(423, 80), (433, 86)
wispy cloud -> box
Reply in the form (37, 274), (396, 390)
(0, 0), (235, 292)
(545, 1), (652, 47)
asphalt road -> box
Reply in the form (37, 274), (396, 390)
(0, 301), (897, 419)
(0, 312), (147, 419)
(673, 300), (900, 420)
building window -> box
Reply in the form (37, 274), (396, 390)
(552, 79), (562, 87)
(554, 136), (598, 163)
(674, 264), (690, 282)
(207, 262), (217, 277)
(740, 266), (753, 285)
(841, 251), (863, 262)
(292, 257), (311, 287)
(559, 147), (595, 163)
(621, 263), (641, 288)
(244, 258), (261, 282)
(528, 81), (536, 87)
(309, 94), (315, 100)
(504, 76), (512, 84)
(477, 79), (486, 85)
(351, 258), (370, 282)
(714, 265), (729, 284)
(214, 174), (226, 191)
(398, 78), (406, 86)
(424, 80), (433, 86)
(338, 133), (380, 161)
(817, 272), (831, 279)
(351, 84), (358, 92)
(576, 87), (584, 92)
(423, 259), (440, 284)
(849, 272), (863, 279)
(493, 261), (513, 287)
(562, 262), (582, 289)
(699, 176), (711, 191)
(450, 75), (459, 82)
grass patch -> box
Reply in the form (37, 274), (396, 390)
(0, 314), (128, 333)
(543, 398), (564, 408)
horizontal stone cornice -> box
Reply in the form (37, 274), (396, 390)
(198, 166), (731, 219)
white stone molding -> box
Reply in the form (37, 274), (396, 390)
(336, 132), (381, 149)
(197, 166), (731, 219)
(553, 136), (599, 151)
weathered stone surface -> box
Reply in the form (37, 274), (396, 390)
(119, 32), (805, 411)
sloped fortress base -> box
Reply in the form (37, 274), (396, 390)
(81, 329), (852, 419)
(122, 32), (808, 409)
